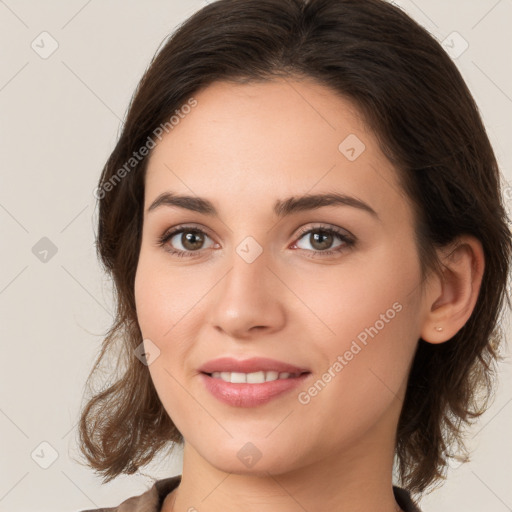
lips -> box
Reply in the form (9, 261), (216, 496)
(198, 357), (312, 407)
(198, 356), (310, 375)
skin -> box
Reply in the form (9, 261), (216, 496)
(133, 77), (485, 512)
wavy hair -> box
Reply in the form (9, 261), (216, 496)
(76, 0), (512, 496)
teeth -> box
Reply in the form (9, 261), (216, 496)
(263, 371), (279, 382)
(247, 371), (266, 383)
(210, 371), (298, 383)
(229, 372), (246, 383)
(220, 371), (233, 382)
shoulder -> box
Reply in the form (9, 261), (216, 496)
(78, 478), (416, 512)
(77, 475), (182, 512)
(393, 486), (423, 512)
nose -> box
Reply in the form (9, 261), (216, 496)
(208, 244), (286, 340)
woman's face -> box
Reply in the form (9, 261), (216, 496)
(134, 78), (427, 475)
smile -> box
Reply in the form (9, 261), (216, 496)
(208, 370), (302, 383)
(200, 371), (311, 407)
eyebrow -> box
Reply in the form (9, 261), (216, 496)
(146, 191), (379, 220)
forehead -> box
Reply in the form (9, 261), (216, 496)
(144, 78), (407, 222)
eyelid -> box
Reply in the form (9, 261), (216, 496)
(159, 222), (353, 242)
(157, 223), (217, 249)
(157, 222), (355, 257)
(293, 223), (354, 241)
(158, 222), (214, 240)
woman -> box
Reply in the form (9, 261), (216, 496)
(77, 0), (512, 510)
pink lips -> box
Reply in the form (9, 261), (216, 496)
(198, 357), (311, 408)
(198, 356), (309, 375)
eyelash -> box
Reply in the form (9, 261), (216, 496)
(156, 223), (355, 259)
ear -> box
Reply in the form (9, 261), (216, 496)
(420, 235), (485, 344)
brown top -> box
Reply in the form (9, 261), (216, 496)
(79, 475), (422, 512)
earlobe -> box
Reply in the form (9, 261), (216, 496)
(420, 235), (485, 344)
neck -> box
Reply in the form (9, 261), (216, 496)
(163, 428), (402, 512)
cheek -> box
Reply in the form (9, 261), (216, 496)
(294, 292), (418, 452)
(134, 248), (202, 339)
(134, 256), (199, 431)
(294, 242), (421, 397)
(134, 251), (206, 393)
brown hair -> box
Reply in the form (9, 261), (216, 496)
(77, 0), (512, 495)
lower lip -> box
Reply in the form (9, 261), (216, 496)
(200, 372), (310, 407)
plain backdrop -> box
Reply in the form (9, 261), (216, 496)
(1, 1), (511, 511)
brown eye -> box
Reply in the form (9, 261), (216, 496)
(179, 230), (206, 251)
(307, 230), (335, 251)
(158, 226), (216, 257)
(294, 226), (353, 255)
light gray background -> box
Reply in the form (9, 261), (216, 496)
(1, 1), (511, 511)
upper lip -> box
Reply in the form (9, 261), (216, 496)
(198, 357), (310, 375)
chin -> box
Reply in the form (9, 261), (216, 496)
(195, 437), (306, 476)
